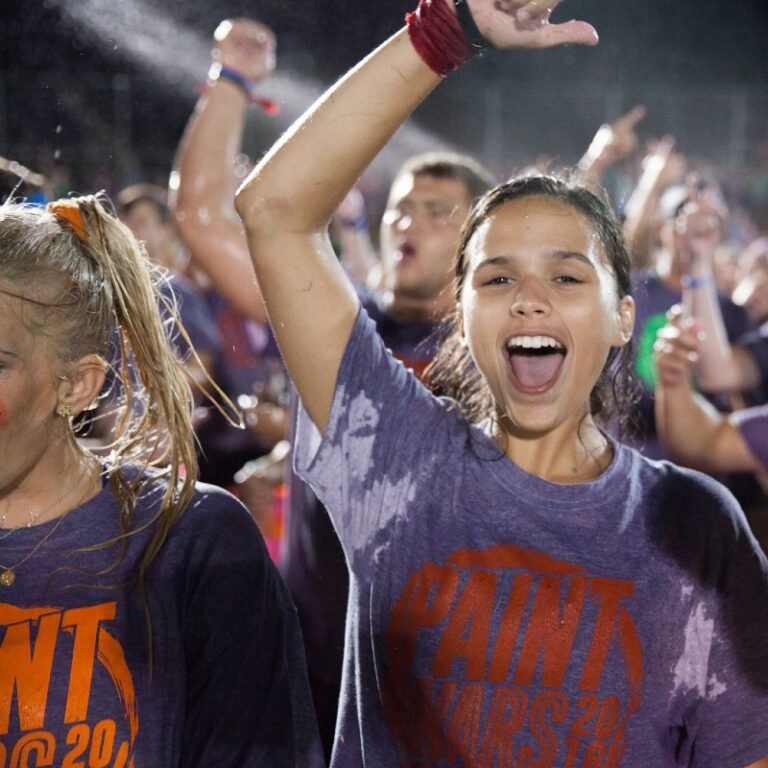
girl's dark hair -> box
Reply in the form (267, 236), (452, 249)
(425, 174), (638, 437)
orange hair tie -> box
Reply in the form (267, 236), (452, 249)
(47, 200), (88, 243)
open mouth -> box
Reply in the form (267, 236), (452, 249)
(397, 242), (416, 262)
(505, 335), (566, 394)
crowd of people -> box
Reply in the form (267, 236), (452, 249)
(1, 0), (768, 766)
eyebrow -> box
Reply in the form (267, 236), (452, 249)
(0, 349), (18, 358)
(473, 251), (597, 272)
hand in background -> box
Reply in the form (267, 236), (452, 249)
(464, 0), (599, 49)
(581, 105), (646, 177)
(654, 306), (701, 388)
(212, 18), (276, 83)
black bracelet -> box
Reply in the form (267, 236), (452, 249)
(454, 0), (490, 54)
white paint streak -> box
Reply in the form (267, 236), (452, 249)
(706, 673), (727, 701)
(672, 602), (715, 698)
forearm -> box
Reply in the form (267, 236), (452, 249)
(684, 276), (736, 389)
(576, 156), (608, 192)
(655, 381), (724, 468)
(236, 27), (440, 237)
(175, 81), (247, 222)
(233, 26), (440, 429)
(622, 181), (661, 269)
(685, 278), (759, 392)
(172, 78), (269, 322)
(576, 125), (612, 192)
(623, 139), (677, 268)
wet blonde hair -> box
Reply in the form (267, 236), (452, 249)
(0, 194), (197, 614)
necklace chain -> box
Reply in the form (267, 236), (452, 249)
(0, 459), (100, 587)
(0, 506), (45, 541)
(0, 468), (90, 538)
(0, 512), (71, 586)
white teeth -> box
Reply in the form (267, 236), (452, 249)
(507, 335), (563, 351)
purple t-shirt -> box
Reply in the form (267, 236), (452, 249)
(0, 469), (322, 767)
(733, 405), (768, 469)
(281, 292), (441, 754)
(296, 307), (768, 768)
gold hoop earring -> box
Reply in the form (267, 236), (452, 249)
(56, 404), (74, 420)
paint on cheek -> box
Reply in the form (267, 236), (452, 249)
(0, 400), (7, 426)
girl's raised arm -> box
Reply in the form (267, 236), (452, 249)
(235, 0), (597, 430)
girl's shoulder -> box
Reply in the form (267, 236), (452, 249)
(623, 445), (754, 546)
(628, 446), (739, 507)
(183, 479), (254, 529)
(106, 465), (255, 536)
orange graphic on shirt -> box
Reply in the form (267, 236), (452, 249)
(0, 601), (138, 767)
(382, 544), (643, 767)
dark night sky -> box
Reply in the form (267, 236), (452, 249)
(1, 0), (767, 189)
(4, 1), (763, 81)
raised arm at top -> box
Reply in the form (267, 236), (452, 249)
(171, 18), (276, 324)
(235, 0), (598, 431)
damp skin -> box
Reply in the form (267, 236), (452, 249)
(460, 196), (632, 479)
(0, 295), (73, 511)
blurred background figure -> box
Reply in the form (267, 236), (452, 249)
(733, 236), (768, 326)
(627, 176), (754, 457)
(655, 305), (768, 549)
(171, 18), (289, 514)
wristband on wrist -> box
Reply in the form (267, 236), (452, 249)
(454, 0), (489, 54)
(681, 274), (714, 289)
(208, 63), (280, 116)
(406, 0), (475, 77)
(338, 215), (369, 232)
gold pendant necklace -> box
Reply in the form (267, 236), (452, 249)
(0, 510), (70, 586)
(0, 503), (44, 541)
(0, 458), (100, 586)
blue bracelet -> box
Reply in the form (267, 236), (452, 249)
(218, 66), (257, 98)
(337, 215), (368, 232)
(681, 275), (714, 289)
(211, 66), (279, 115)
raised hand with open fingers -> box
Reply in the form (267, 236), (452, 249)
(462, 0), (599, 50)
(579, 104), (646, 182)
(599, 105), (646, 164)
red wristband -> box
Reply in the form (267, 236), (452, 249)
(406, 0), (475, 77)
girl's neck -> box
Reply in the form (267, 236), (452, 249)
(0, 446), (102, 528)
(497, 416), (613, 485)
